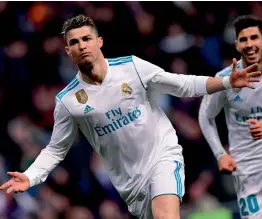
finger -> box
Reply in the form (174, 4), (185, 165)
(252, 133), (262, 137)
(13, 188), (21, 194)
(246, 83), (256, 89)
(231, 163), (237, 169)
(7, 172), (18, 178)
(248, 71), (261, 78)
(250, 128), (261, 133)
(248, 78), (260, 83)
(249, 125), (259, 130)
(222, 166), (233, 172)
(230, 161), (236, 166)
(245, 63), (259, 72)
(253, 136), (262, 140)
(230, 166), (235, 172)
(252, 131), (262, 136)
(0, 181), (11, 190)
(249, 124), (260, 129)
(6, 186), (15, 195)
(246, 119), (257, 124)
(221, 169), (233, 174)
(232, 58), (237, 72)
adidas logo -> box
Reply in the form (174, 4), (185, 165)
(84, 105), (94, 114)
(233, 95), (242, 102)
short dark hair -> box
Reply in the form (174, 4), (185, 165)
(61, 14), (99, 42)
(233, 15), (262, 38)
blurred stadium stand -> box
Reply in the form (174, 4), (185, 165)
(1, 1), (261, 218)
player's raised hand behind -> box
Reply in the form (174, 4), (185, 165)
(247, 119), (262, 140)
(218, 154), (236, 174)
(0, 172), (30, 194)
(230, 58), (261, 89)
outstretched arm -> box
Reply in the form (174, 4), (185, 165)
(148, 58), (260, 97)
(0, 98), (78, 194)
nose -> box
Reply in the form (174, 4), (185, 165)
(79, 41), (86, 51)
(246, 39), (253, 48)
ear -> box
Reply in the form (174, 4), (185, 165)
(98, 36), (103, 49)
(65, 46), (71, 57)
(235, 40), (240, 53)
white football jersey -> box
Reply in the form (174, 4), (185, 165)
(24, 55), (208, 205)
(199, 60), (262, 175)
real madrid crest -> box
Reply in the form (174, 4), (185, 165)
(121, 83), (132, 96)
(75, 89), (88, 104)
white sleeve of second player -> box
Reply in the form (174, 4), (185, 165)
(24, 98), (78, 187)
(198, 91), (227, 160)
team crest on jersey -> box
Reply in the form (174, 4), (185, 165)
(75, 89), (88, 104)
(121, 83), (132, 96)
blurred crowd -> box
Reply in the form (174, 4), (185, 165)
(1, 1), (262, 219)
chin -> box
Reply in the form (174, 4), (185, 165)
(245, 57), (260, 65)
(78, 59), (92, 65)
(247, 60), (259, 65)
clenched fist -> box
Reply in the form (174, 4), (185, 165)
(218, 154), (236, 174)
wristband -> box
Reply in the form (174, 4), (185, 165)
(222, 76), (232, 89)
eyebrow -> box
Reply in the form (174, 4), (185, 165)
(69, 34), (92, 44)
(239, 34), (259, 40)
(69, 34), (92, 43)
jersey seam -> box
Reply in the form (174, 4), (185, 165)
(57, 98), (81, 128)
(131, 56), (147, 90)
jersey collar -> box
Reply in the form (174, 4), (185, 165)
(76, 59), (111, 90)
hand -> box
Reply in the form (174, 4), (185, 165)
(230, 58), (261, 89)
(0, 172), (30, 194)
(247, 119), (262, 140)
(218, 154), (236, 174)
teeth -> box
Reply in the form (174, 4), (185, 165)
(247, 51), (256, 55)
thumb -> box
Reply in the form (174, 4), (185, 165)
(7, 172), (18, 178)
(230, 161), (237, 169)
(246, 119), (256, 124)
(232, 58), (237, 72)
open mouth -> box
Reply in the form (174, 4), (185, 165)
(246, 50), (258, 59)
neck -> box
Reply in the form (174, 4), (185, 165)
(258, 62), (262, 72)
(78, 54), (107, 85)
(242, 59), (262, 72)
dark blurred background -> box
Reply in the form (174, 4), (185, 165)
(1, 1), (260, 219)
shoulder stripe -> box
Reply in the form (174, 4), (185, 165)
(107, 56), (132, 62)
(57, 78), (79, 100)
(57, 81), (79, 100)
(57, 78), (77, 96)
(236, 63), (242, 70)
(67, 78), (78, 86)
(217, 62), (242, 77)
(218, 68), (231, 77)
(108, 56), (132, 66)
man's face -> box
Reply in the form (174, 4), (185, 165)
(65, 26), (103, 65)
(235, 26), (262, 65)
